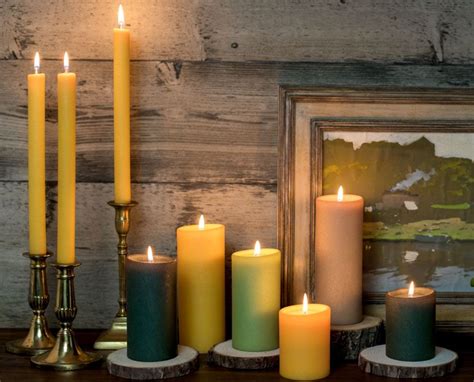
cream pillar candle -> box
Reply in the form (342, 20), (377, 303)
(315, 186), (363, 325)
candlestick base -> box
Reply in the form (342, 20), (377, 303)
(107, 346), (199, 379)
(331, 315), (383, 361)
(93, 200), (138, 350)
(6, 252), (55, 356)
(359, 345), (457, 378)
(93, 316), (127, 350)
(208, 340), (279, 370)
(31, 263), (102, 370)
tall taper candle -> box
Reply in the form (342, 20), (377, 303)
(315, 186), (363, 325)
(113, 4), (131, 203)
(57, 52), (76, 264)
(127, 247), (177, 362)
(28, 52), (47, 255)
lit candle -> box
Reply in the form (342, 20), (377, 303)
(232, 240), (280, 351)
(315, 186), (363, 325)
(386, 281), (436, 361)
(177, 215), (225, 352)
(279, 294), (331, 380)
(126, 246), (177, 361)
(57, 52), (76, 264)
(28, 52), (47, 255)
(113, 4), (131, 203)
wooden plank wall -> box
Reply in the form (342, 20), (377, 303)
(1, 1), (474, 328)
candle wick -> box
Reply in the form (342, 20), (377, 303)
(34, 67), (39, 75)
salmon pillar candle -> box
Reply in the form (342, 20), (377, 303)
(279, 294), (330, 380)
(28, 52), (47, 255)
(57, 52), (76, 264)
(177, 215), (225, 353)
(113, 4), (131, 203)
(127, 247), (177, 362)
(232, 241), (280, 351)
(315, 186), (363, 325)
(386, 281), (436, 361)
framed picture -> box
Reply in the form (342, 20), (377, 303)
(311, 120), (474, 304)
(278, 86), (474, 330)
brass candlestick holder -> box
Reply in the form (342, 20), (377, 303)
(93, 200), (137, 350)
(6, 252), (55, 355)
(31, 263), (102, 370)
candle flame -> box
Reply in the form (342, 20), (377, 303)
(254, 240), (261, 256)
(63, 52), (69, 73)
(302, 293), (308, 314)
(118, 4), (125, 29)
(147, 246), (153, 262)
(34, 52), (40, 74)
(408, 281), (415, 297)
(337, 185), (344, 202)
(198, 214), (205, 230)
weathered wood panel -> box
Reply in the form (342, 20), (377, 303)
(2, 0), (474, 63)
(1, 61), (474, 184)
(0, 181), (276, 328)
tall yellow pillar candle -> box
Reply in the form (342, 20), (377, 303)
(177, 215), (225, 352)
(279, 294), (331, 380)
(28, 52), (47, 255)
(57, 52), (76, 264)
(113, 4), (131, 203)
(315, 186), (364, 325)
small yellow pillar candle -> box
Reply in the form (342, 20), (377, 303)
(113, 4), (131, 203)
(57, 52), (76, 264)
(279, 294), (331, 380)
(177, 215), (225, 352)
(28, 52), (47, 255)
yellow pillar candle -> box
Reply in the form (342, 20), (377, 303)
(177, 215), (225, 352)
(279, 294), (331, 380)
(232, 241), (280, 351)
(57, 52), (76, 264)
(113, 4), (131, 203)
(28, 52), (47, 255)
(315, 186), (364, 325)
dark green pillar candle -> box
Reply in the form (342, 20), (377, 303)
(126, 252), (177, 362)
(385, 286), (435, 361)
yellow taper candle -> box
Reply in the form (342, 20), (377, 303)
(57, 52), (76, 264)
(113, 4), (131, 203)
(28, 52), (47, 255)
(279, 294), (331, 380)
(177, 215), (225, 352)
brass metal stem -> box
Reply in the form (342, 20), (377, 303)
(93, 200), (137, 350)
(31, 263), (102, 370)
(6, 252), (55, 355)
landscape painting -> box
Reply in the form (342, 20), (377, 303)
(322, 128), (474, 293)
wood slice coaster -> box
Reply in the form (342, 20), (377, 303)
(359, 345), (458, 378)
(331, 315), (384, 361)
(107, 346), (199, 380)
(208, 340), (279, 369)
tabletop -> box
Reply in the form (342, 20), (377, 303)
(0, 329), (473, 381)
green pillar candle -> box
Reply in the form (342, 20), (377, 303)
(232, 241), (280, 351)
(126, 247), (177, 362)
(385, 282), (436, 361)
